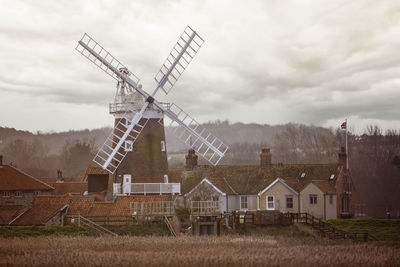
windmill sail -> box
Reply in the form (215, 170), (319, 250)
(154, 26), (204, 94)
(76, 33), (141, 86)
(163, 103), (228, 165)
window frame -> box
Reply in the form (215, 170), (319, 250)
(309, 194), (317, 205)
(266, 195), (274, 210)
(124, 140), (133, 152)
(240, 196), (248, 210)
(329, 195), (333, 205)
(286, 195), (294, 210)
(161, 140), (166, 152)
(15, 191), (23, 198)
(3, 191), (10, 198)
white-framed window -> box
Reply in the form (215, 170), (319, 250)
(240, 196), (248, 210)
(124, 140), (133, 152)
(3, 191), (10, 198)
(266, 195), (274, 210)
(286, 195), (293, 210)
(310, 195), (317, 205)
(161, 140), (166, 152)
(15, 191), (23, 198)
(329, 195), (333, 205)
(33, 191), (41, 196)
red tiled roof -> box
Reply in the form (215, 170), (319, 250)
(11, 200), (67, 226)
(87, 195), (169, 217)
(39, 178), (80, 183)
(0, 205), (25, 225)
(81, 164), (108, 181)
(47, 182), (88, 195)
(0, 165), (54, 191)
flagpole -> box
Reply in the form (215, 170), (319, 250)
(345, 118), (348, 170)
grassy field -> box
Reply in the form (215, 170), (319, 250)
(0, 236), (398, 266)
(325, 219), (400, 240)
(0, 226), (90, 238)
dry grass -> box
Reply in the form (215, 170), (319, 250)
(0, 235), (399, 266)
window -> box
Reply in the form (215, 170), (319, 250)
(300, 172), (306, 178)
(15, 191), (23, 198)
(342, 195), (349, 213)
(3, 191), (10, 198)
(330, 174), (335, 180)
(309, 195), (317, 205)
(33, 191), (41, 196)
(124, 140), (133, 152)
(161, 140), (166, 152)
(240, 196), (248, 210)
(266, 195), (274, 210)
(286, 195), (293, 210)
(329, 195), (333, 205)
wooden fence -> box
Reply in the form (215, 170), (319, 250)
(287, 212), (375, 242)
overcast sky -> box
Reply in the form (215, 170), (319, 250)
(0, 0), (399, 134)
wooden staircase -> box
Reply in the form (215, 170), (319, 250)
(68, 215), (118, 236)
(164, 216), (180, 237)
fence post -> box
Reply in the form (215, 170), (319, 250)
(78, 213), (81, 228)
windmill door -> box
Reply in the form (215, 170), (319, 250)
(123, 174), (132, 194)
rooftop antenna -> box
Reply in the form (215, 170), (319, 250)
(76, 26), (229, 174)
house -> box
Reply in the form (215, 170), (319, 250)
(40, 170), (88, 197)
(258, 178), (299, 212)
(300, 180), (336, 219)
(178, 146), (356, 219)
(0, 155), (54, 207)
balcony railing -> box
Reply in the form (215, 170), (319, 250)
(190, 201), (220, 216)
(122, 183), (180, 195)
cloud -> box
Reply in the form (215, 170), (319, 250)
(0, 0), (399, 133)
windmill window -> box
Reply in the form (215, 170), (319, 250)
(300, 172), (306, 178)
(240, 196), (248, 210)
(330, 174), (335, 180)
(161, 140), (166, 152)
(309, 195), (317, 205)
(286, 195), (293, 210)
(124, 141), (133, 151)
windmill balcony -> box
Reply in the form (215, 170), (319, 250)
(122, 183), (180, 195)
(109, 102), (171, 114)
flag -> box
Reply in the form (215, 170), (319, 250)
(341, 121), (347, 129)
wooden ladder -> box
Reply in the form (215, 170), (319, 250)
(164, 215), (179, 237)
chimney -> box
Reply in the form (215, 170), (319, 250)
(0, 155), (3, 168)
(260, 148), (272, 170)
(185, 149), (198, 170)
(57, 169), (64, 183)
(338, 147), (347, 169)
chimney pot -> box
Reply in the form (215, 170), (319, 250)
(185, 149), (198, 170)
(260, 147), (272, 170)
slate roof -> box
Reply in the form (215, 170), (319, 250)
(177, 163), (342, 195)
(0, 165), (54, 191)
(0, 205), (25, 225)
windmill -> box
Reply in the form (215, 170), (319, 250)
(76, 26), (228, 184)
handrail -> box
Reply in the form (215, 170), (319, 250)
(164, 215), (177, 237)
(288, 212), (373, 242)
(68, 215), (118, 236)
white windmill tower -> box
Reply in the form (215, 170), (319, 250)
(76, 26), (228, 193)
